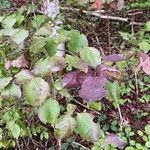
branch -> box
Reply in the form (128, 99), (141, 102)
(74, 100), (101, 115)
(61, 7), (128, 22)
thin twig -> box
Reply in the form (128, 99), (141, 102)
(107, 11), (111, 54)
(131, 9), (135, 36)
(74, 100), (101, 115)
(95, 36), (105, 55)
(58, 139), (62, 150)
(129, 21), (144, 26)
(135, 71), (139, 95)
(117, 104), (123, 130)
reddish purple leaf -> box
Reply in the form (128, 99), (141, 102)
(62, 71), (79, 89)
(102, 54), (125, 62)
(76, 71), (93, 85)
(79, 76), (107, 102)
(96, 64), (121, 80)
(102, 133), (126, 149)
(96, 64), (117, 76)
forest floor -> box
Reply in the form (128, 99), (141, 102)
(0, 1), (150, 150)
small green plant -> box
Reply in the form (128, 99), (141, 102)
(131, 0), (150, 8)
(125, 124), (150, 150)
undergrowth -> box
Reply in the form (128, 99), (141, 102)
(0, 1), (150, 150)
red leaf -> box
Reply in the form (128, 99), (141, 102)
(62, 71), (79, 89)
(90, 0), (104, 10)
(79, 76), (107, 102)
(102, 133), (126, 149)
(102, 54), (125, 62)
(76, 71), (93, 85)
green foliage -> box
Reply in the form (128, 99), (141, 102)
(131, 0), (150, 8)
(0, 3), (149, 149)
(62, 30), (88, 53)
(0, 0), (10, 9)
(38, 99), (60, 124)
(79, 47), (101, 68)
(0, 77), (12, 91)
(23, 77), (49, 106)
(120, 20), (150, 53)
(76, 113), (100, 142)
(125, 124), (150, 150)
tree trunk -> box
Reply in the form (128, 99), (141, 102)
(41, 0), (64, 56)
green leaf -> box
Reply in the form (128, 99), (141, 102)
(33, 56), (65, 77)
(137, 130), (144, 137)
(15, 69), (33, 84)
(11, 29), (29, 45)
(76, 113), (100, 142)
(66, 104), (76, 116)
(89, 102), (102, 111)
(38, 98), (60, 124)
(139, 40), (150, 53)
(145, 141), (150, 148)
(45, 37), (57, 57)
(32, 58), (51, 77)
(30, 36), (46, 53)
(129, 140), (136, 146)
(145, 124), (150, 135)
(119, 32), (133, 41)
(53, 79), (63, 91)
(136, 143), (142, 149)
(1, 28), (20, 36)
(0, 16), (4, 22)
(146, 21), (150, 31)
(11, 124), (20, 139)
(66, 54), (88, 73)
(54, 33), (68, 44)
(66, 30), (88, 53)
(31, 15), (46, 28)
(79, 47), (101, 68)
(1, 84), (22, 99)
(105, 81), (121, 101)
(15, 14), (25, 25)
(0, 77), (12, 91)
(48, 56), (65, 72)
(34, 26), (51, 36)
(2, 15), (16, 28)
(76, 0), (89, 5)
(125, 146), (135, 150)
(54, 115), (76, 139)
(23, 77), (49, 106)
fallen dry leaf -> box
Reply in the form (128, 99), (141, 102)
(90, 0), (104, 10)
(136, 53), (150, 75)
(12, 54), (28, 68)
(102, 133), (126, 149)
